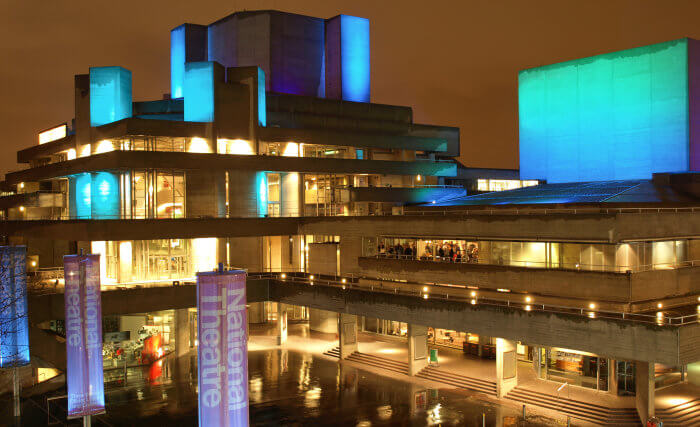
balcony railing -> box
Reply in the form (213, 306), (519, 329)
(27, 269), (699, 326)
(367, 253), (700, 274)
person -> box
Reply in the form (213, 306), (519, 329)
(438, 245), (445, 259)
(404, 245), (412, 257)
(449, 245), (455, 262)
(397, 243), (404, 256)
(424, 243), (432, 260)
(455, 249), (462, 263)
(470, 244), (479, 263)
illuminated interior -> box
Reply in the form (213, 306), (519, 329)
(368, 237), (698, 272)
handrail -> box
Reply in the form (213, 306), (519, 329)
(367, 254), (700, 274)
(26, 269), (699, 326)
(405, 206), (700, 216)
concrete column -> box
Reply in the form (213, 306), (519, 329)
(635, 361), (655, 423)
(407, 324), (429, 376)
(532, 346), (542, 378)
(688, 361), (700, 386)
(608, 359), (618, 395)
(174, 309), (190, 357)
(496, 338), (518, 398)
(338, 313), (358, 359)
(309, 308), (337, 333)
(277, 303), (288, 345)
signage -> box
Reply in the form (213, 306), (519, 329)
(197, 269), (248, 427)
(38, 124), (67, 145)
(0, 246), (30, 367)
(64, 254), (105, 419)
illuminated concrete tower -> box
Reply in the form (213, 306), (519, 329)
(170, 10), (370, 102)
(519, 38), (700, 183)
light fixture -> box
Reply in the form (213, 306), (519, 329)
(525, 305), (532, 311)
(657, 303), (663, 309)
(309, 275), (315, 280)
(19, 182), (24, 189)
(589, 303), (596, 310)
(525, 296), (532, 303)
(281, 273), (286, 279)
(470, 291), (476, 297)
(656, 311), (663, 318)
(416, 174), (422, 182)
(19, 206), (25, 212)
(342, 285), (346, 290)
(497, 288), (511, 293)
(30, 261), (37, 267)
(423, 286), (428, 292)
(341, 278), (347, 284)
(470, 299), (476, 305)
(423, 294), (428, 299)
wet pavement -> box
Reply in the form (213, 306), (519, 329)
(2, 337), (563, 426)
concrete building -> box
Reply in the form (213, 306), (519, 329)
(2, 10), (699, 426)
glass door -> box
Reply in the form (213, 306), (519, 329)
(617, 361), (636, 395)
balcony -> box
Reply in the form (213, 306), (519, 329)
(357, 256), (700, 304)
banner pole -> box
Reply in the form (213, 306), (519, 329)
(13, 366), (20, 418)
(83, 415), (91, 427)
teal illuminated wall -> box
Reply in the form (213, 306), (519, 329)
(90, 67), (132, 127)
(170, 26), (186, 99)
(184, 62), (216, 122)
(73, 174), (92, 219)
(519, 39), (691, 183)
(91, 172), (120, 219)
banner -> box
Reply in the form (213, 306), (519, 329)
(64, 254), (105, 419)
(197, 269), (248, 427)
(0, 246), (30, 367)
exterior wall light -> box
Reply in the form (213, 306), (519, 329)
(422, 286), (428, 292)
(657, 303), (663, 309)
(281, 273), (286, 279)
(309, 275), (315, 280)
(470, 291), (477, 297)
(19, 206), (25, 212)
(588, 303), (596, 310)
(341, 278), (347, 284)
(525, 296), (532, 303)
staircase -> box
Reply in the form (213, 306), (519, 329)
(323, 347), (497, 394)
(415, 365), (497, 395)
(505, 387), (640, 426)
(656, 398), (700, 427)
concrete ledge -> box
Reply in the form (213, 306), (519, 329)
(267, 280), (692, 366)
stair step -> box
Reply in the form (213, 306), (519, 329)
(346, 352), (408, 367)
(508, 387), (630, 413)
(506, 391), (636, 420)
(505, 394), (619, 425)
(420, 366), (497, 387)
(415, 372), (497, 391)
(415, 372), (497, 395)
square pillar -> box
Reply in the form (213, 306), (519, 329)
(277, 303), (288, 345)
(635, 361), (655, 423)
(608, 360), (619, 395)
(532, 346), (542, 378)
(174, 309), (190, 358)
(496, 338), (518, 398)
(338, 313), (358, 359)
(407, 324), (429, 376)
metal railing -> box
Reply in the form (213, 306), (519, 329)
(251, 271), (700, 327)
(368, 254), (700, 274)
(25, 268), (699, 326)
(405, 206), (700, 216)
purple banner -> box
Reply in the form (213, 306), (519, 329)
(64, 254), (105, 419)
(197, 270), (248, 427)
(0, 246), (30, 367)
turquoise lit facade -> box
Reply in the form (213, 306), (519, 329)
(184, 62), (216, 122)
(519, 39), (692, 183)
(75, 173), (92, 219)
(258, 68), (267, 127)
(340, 15), (370, 103)
(256, 172), (268, 217)
(89, 66), (132, 127)
(91, 172), (120, 219)
(170, 25), (186, 99)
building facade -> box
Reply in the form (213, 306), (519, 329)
(1, 10), (699, 426)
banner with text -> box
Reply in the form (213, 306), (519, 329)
(0, 246), (30, 367)
(197, 269), (248, 427)
(64, 254), (105, 419)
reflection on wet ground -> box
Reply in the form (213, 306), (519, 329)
(4, 347), (561, 426)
